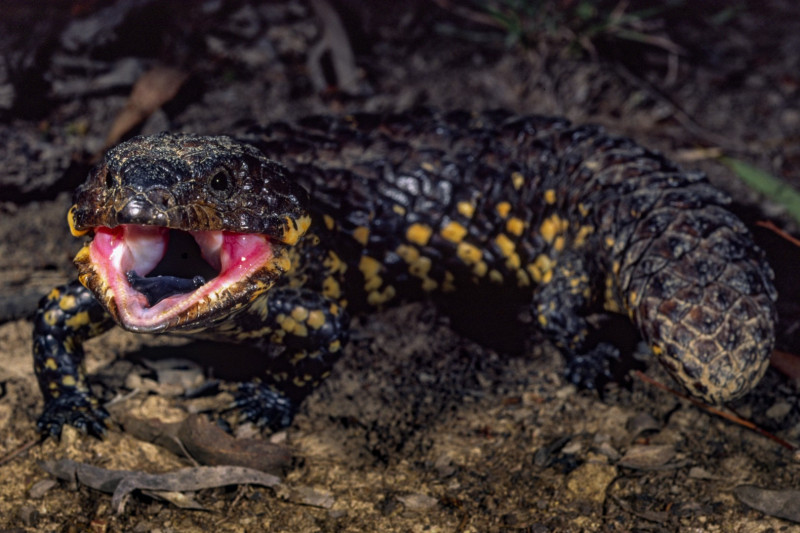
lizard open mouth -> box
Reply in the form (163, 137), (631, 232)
(77, 224), (284, 333)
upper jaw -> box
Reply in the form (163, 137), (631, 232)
(74, 224), (289, 333)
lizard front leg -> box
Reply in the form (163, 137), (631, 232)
(32, 280), (116, 437)
(216, 287), (349, 430)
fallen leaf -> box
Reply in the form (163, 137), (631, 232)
(103, 65), (188, 150)
(40, 459), (281, 514)
(39, 458), (337, 514)
(118, 413), (292, 474)
(734, 485), (800, 523)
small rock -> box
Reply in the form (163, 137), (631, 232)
(766, 401), (792, 421)
(566, 462), (617, 504)
(618, 444), (676, 470)
(397, 492), (438, 512)
(555, 385), (577, 399)
(562, 439), (582, 455)
(28, 479), (58, 499)
(433, 453), (457, 478)
(688, 467), (715, 480)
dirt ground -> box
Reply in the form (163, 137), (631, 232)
(2, 1), (800, 531)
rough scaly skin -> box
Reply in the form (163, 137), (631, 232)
(33, 109), (777, 437)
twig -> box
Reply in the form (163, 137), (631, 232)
(634, 371), (796, 451)
(0, 437), (42, 467)
(757, 220), (800, 248)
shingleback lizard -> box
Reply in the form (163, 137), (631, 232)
(32, 108), (777, 437)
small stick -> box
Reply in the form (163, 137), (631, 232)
(634, 370), (796, 451)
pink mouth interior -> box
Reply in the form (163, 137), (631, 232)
(90, 225), (274, 331)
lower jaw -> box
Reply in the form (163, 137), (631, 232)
(73, 231), (290, 332)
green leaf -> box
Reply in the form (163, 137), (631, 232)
(719, 156), (800, 223)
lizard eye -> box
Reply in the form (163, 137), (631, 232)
(208, 169), (233, 198)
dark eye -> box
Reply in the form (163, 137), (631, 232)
(209, 169), (233, 197)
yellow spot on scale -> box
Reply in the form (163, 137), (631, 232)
(74, 245), (90, 264)
(44, 310), (59, 327)
(359, 255), (383, 291)
(651, 344), (663, 356)
(494, 233), (515, 258)
(47, 288), (61, 301)
(442, 271), (456, 292)
(574, 225), (595, 247)
(539, 214), (568, 244)
(456, 242), (482, 265)
(553, 236), (565, 252)
(272, 252), (292, 274)
(472, 261), (488, 277)
(511, 171), (525, 190)
(393, 204), (406, 215)
(605, 236), (615, 248)
(328, 340), (341, 352)
(67, 205), (89, 237)
(516, 269), (530, 287)
(441, 221), (468, 243)
(323, 214), (336, 230)
(506, 217), (525, 236)
(421, 161), (435, 172)
(65, 311), (90, 330)
(495, 202), (512, 218)
(353, 226), (370, 246)
(322, 277), (341, 299)
(45, 358), (58, 370)
(505, 253), (521, 270)
(323, 250), (347, 275)
(367, 285), (396, 306)
(544, 189), (556, 205)
(628, 291), (638, 306)
(58, 295), (77, 311)
(604, 299), (621, 313)
(281, 215), (311, 246)
(457, 201), (475, 218)
(61, 375), (76, 387)
(307, 310), (326, 329)
(396, 244), (420, 263)
(363, 275), (382, 292)
(406, 223), (433, 246)
(409, 256), (432, 277)
(489, 269), (503, 284)
(526, 254), (554, 283)
(421, 278), (438, 291)
(290, 306), (309, 322)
